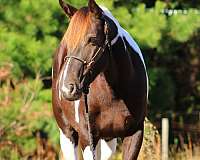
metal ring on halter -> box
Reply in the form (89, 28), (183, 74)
(64, 56), (87, 65)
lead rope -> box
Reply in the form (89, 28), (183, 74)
(83, 88), (96, 160)
(82, 21), (111, 160)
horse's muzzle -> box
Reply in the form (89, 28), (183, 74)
(60, 83), (82, 101)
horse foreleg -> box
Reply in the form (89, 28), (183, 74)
(82, 138), (117, 160)
(122, 125), (144, 160)
(100, 139), (117, 160)
(60, 129), (79, 160)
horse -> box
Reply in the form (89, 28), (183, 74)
(52, 0), (148, 159)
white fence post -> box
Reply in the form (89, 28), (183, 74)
(162, 118), (169, 160)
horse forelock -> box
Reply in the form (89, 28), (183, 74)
(62, 7), (91, 51)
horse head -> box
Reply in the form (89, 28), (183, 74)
(58, 0), (111, 101)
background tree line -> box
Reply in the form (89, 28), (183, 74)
(1, 0), (199, 113)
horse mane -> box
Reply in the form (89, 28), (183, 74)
(62, 7), (90, 51)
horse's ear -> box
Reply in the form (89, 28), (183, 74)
(59, 0), (77, 18)
(88, 0), (102, 17)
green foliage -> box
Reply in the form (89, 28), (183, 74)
(130, 2), (167, 48)
(0, 79), (59, 159)
(113, 7), (132, 28)
(1, 0), (199, 80)
(67, 0), (87, 7)
(168, 10), (200, 42)
(0, 147), (21, 160)
(0, 0), (60, 78)
(37, 89), (52, 102)
(96, 0), (114, 9)
(148, 68), (176, 113)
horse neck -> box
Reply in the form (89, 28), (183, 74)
(103, 37), (134, 95)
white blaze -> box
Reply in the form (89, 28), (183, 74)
(74, 100), (80, 123)
(59, 58), (71, 100)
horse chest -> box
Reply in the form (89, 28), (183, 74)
(78, 75), (136, 138)
(95, 100), (135, 138)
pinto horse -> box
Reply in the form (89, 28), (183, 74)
(52, 0), (148, 159)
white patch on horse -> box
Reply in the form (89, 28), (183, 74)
(100, 139), (117, 160)
(74, 100), (80, 123)
(111, 34), (120, 45)
(82, 139), (117, 160)
(83, 146), (94, 160)
(59, 57), (72, 100)
(58, 70), (63, 100)
(101, 6), (149, 98)
(101, 6), (144, 64)
(61, 112), (68, 125)
(59, 129), (78, 160)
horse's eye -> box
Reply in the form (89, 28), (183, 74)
(88, 37), (97, 45)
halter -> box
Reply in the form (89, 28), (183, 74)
(64, 19), (111, 92)
(64, 37), (110, 83)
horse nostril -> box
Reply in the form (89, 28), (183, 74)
(67, 84), (74, 93)
(61, 83), (75, 96)
(60, 83), (81, 100)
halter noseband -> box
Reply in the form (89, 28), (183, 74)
(64, 37), (109, 74)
